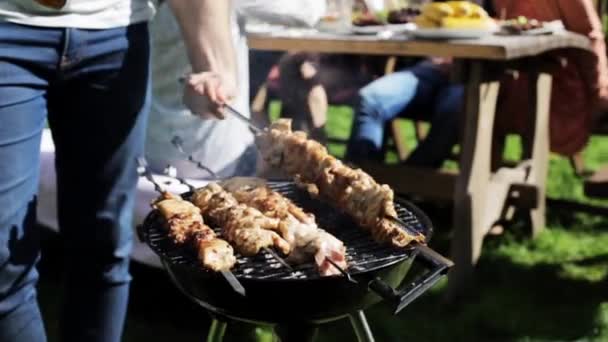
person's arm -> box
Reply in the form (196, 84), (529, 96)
(236, 0), (326, 27)
(557, 0), (608, 108)
(168, 0), (237, 118)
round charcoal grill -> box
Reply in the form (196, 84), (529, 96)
(138, 182), (453, 341)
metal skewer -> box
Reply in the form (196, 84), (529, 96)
(163, 165), (197, 192)
(136, 157), (246, 297)
(171, 136), (218, 179)
(326, 258), (358, 284)
(223, 104), (264, 135)
(263, 247), (294, 272)
(386, 215), (428, 244)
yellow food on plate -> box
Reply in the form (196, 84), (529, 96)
(446, 1), (473, 17)
(420, 2), (454, 22)
(441, 17), (494, 29)
(416, 1), (493, 30)
(415, 15), (439, 28)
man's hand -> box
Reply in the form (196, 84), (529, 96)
(169, 0), (237, 119)
(183, 72), (236, 119)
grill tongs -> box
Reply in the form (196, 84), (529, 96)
(136, 157), (246, 297)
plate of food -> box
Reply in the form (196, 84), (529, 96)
(411, 1), (498, 39)
(497, 17), (564, 36)
(351, 7), (419, 35)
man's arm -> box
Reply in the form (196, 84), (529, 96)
(168, 0), (237, 117)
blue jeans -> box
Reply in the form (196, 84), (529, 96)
(0, 22), (150, 342)
(347, 62), (463, 168)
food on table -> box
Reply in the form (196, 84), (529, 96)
(387, 7), (421, 24)
(415, 1), (494, 29)
(255, 119), (426, 248)
(501, 16), (544, 34)
(191, 183), (291, 256)
(153, 192), (236, 271)
(353, 7), (420, 26)
(352, 11), (384, 26)
(221, 177), (348, 276)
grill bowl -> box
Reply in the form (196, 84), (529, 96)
(139, 182), (441, 324)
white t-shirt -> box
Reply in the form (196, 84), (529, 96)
(0, 0), (156, 28)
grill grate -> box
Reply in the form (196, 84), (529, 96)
(141, 182), (431, 281)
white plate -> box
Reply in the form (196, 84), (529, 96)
(411, 27), (497, 39)
(351, 22), (416, 35)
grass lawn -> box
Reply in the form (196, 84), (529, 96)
(38, 105), (608, 342)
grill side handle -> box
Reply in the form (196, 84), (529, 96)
(368, 244), (454, 315)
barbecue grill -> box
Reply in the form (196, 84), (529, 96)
(138, 181), (453, 342)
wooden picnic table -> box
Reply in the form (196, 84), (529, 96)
(248, 29), (591, 297)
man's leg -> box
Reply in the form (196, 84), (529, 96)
(405, 84), (464, 168)
(346, 69), (430, 161)
(47, 23), (150, 342)
(0, 22), (58, 342)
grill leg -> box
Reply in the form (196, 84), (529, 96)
(206, 319), (227, 342)
(349, 311), (375, 342)
(274, 323), (319, 342)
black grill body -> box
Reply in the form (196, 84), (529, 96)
(139, 182), (451, 324)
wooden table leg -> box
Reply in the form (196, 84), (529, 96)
(448, 61), (500, 298)
(525, 72), (552, 237)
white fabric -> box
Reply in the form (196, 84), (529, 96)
(0, 0), (156, 29)
(145, 0), (325, 179)
(146, 4), (254, 179)
(236, 0), (326, 28)
(37, 129), (210, 268)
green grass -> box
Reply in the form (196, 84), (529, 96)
(37, 104), (608, 342)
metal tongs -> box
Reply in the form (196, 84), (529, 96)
(136, 157), (246, 296)
(178, 76), (263, 135)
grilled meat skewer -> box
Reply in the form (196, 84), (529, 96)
(255, 119), (425, 248)
(153, 192), (236, 271)
(191, 183), (291, 257)
(221, 178), (348, 276)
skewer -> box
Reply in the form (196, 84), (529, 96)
(161, 163), (295, 273)
(385, 215), (428, 244)
(223, 104), (264, 135)
(136, 157), (246, 296)
(163, 165), (197, 192)
(137, 157), (165, 194)
(263, 247), (294, 272)
(326, 258), (358, 284)
(170, 136), (218, 179)
(219, 270), (246, 297)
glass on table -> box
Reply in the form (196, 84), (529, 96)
(319, 0), (354, 33)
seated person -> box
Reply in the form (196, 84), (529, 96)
(347, 0), (608, 168)
(494, 0), (608, 157)
(346, 57), (463, 168)
(146, 0), (326, 179)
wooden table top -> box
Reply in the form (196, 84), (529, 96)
(248, 29), (591, 60)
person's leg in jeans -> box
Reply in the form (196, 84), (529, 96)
(248, 50), (283, 101)
(346, 66), (435, 162)
(46, 24), (150, 342)
(0, 22), (62, 342)
(405, 84), (464, 168)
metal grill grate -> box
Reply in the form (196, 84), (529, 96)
(141, 182), (431, 281)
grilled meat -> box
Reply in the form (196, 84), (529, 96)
(256, 119), (425, 247)
(153, 192), (236, 271)
(221, 178), (348, 276)
(191, 183), (291, 256)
